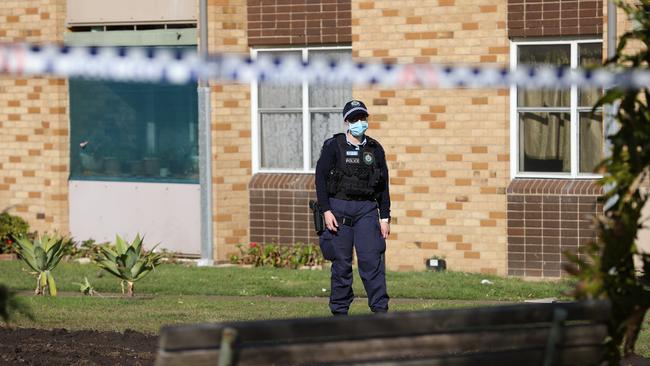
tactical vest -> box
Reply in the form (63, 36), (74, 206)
(326, 133), (382, 200)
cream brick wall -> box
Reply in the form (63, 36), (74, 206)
(0, 0), (69, 236)
(352, 0), (509, 274)
(207, 0), (251, 261)
(2, 0), (631, 275)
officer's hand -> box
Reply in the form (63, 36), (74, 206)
(324, 210), (338, 232)
(380, 221), (390, 239)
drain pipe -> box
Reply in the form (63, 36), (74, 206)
(197, 0), (214, 266)
(604, 0), (617, 150)
(608, 0), (616, 60)
(602, 0), (618, 213)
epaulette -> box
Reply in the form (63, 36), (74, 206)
(325, 133), (345, 146)
(364, 135), (379, 147)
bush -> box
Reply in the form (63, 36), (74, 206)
(0, 212), (30, 254)
(230, 242), (324, 269)
(62, 238), (112, 260)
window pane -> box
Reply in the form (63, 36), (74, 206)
(70, 79), (199, 182)
(258, 51), (302, 109)
(517, 45), (570, 107)
(309, 50), (352, 109)
(519, 112), (571, 173)
(579, 112), (604, 173)
(579, 43), (603, 107)
(260, 112), (303, 169)
(311, 112), (343, 168)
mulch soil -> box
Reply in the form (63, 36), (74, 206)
(0, 327), (157, 365)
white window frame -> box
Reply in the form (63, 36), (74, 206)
(251, 45), (352, 174)
(510, 38), (604, 180)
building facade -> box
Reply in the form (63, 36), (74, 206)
(0, 0), (644, 277)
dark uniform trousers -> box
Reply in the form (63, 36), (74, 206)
(319, 197), (389, 315)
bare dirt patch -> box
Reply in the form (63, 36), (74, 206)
(0, 327), (157, 365)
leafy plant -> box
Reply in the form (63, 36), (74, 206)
(0, 211), (29, 254)
(565, 1), (650, 363)
(95, 234), (163, 297)
(63, 238), (111, 260)
(230, 242), (324, 269)
(0, 284), (34, 326)
(73, 277), (97, 296)
(12, 234), (72, 296)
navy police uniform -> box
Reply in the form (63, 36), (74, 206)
(315, 100), (391, 315)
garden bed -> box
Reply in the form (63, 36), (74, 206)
(0, 327), (157, 365)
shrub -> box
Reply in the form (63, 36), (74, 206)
(565, 2), (650, 361)
(0, 212), (30, 254)
(230, 242), (324, 269)
(63, 238), (112, 260)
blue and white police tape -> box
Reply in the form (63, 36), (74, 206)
(1, 42), (649, 89)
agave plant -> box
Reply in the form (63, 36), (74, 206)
(73, 277), (97, 296)
(96, 234), (163, 297)
(13, 234), (71, 296)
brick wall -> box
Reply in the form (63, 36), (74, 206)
(249, 174), (319, 246)
(507, 179), (602, 278)
(353, 0), (510, 274)
(0, 0), (69, 235)
(508, 0), (603, 37)
(247, 0), (351, 46)
(208, 0), (252, 261)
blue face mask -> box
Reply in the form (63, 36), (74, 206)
(348, 120), (368, 137)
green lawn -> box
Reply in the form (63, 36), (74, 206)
(0, 260), (571, 300)
(0, 261), (647, 357)
(10, 295), (490, 334)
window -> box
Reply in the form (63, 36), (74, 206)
(252, 47), (352, 172)
(69, 48), (199, 183)
(511, 40), (604, 177)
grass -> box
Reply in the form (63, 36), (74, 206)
(0, 260), (572, 301)
(0, 260), (647, 358)
(9, 295), (488, 334)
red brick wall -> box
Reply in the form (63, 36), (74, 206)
(249, 174), (319, 246)
(247, 0), (351, 46)
(508, 0), (603, 37)
(507, 179), (603, 278)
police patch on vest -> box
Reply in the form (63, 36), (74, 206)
(346, 150), (359, 156)
(346, 157), (360, 164)
(363, 152), (374, 165)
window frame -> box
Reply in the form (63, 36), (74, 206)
(509, 38), (604, 179)
(251, 45), (352, 174)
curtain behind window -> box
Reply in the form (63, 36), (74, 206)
(579, 43), (604, 173)
(518, 45), (571, 173)
(257, 49), (351, 171)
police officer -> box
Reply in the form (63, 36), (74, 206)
(315, 99), (391, 316)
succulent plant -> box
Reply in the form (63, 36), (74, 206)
(95, 234), (163, 297)
(13, 234), (71, 296)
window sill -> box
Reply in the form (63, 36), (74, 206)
(255, 169), (315, 175)
(507, 178), (603, 195)
(69, 176), (199, 185)
(514, 173), (603, 180)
